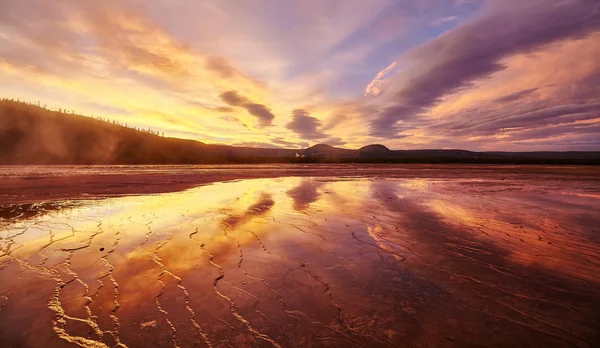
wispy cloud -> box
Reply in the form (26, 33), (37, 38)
(429, 16), (459, 26)
(365, 62), (397, 96)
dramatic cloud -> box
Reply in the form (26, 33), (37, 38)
(286, 109), (327, 140)
(219, 90), (275, 127)
(368, 0), (600, 138)
(0, 0), (193, 80)
(441, 102), (600, 136)
(1, 0), (599, 150)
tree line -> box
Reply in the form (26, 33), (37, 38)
(0, 97), (165, 137)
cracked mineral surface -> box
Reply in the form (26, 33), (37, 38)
(1, 166), (599, 347)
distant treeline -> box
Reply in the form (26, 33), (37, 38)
(0, 98), (164, 136)
(1, 99), (599, 165)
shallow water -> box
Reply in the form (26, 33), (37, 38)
(1, 176), (599, 347)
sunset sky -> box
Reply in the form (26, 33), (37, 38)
(1, 0), (599, 150)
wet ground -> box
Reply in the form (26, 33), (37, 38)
(2, 164), (599, 205)
(1, 167), (599, 347)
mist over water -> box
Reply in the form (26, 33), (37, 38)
(1, 174), (599, 347)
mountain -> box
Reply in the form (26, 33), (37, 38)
(301, 144), (355, 160)
(358, 144), (393, 159)
(359, 144), (391, 153)
(1, 99), (599, 165)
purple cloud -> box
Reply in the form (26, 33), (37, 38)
(370, 0), (600, 138)
(219, 90), (275, 127)
(286, 109), (327, 140)
(493, 88), (539, 103)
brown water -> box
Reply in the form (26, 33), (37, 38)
(1, 175), (599, 347)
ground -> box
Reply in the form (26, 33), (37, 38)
(1, 165), (599, 347)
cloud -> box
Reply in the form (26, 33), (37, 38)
(493, 88), (539, 103)
(510, 133), (600, 150)
(205, 56), (237, 79)
(233, 141), (282, 149)
(508, 122), (600, 142)
(453, 0), (484, 11)
(429, 16), (459, 26)
(214, 106), (236, 113)
(271, 137), (302, 148)
(219, 115), (240, 123)
(365, 61), (397, 96)
(454, 0), (481, 7)
(461, 102), (600, 136)
(1, 0), (599, 151)
(204, 56), (264, 87)
(323, 137), (347, 146)
(0, 0), (221, 115)
(286, 109), (327, 140)
(219, 114), (250, 130)
(220, 90), (249, 106)
(219, 90), (275, 127)
(244, 104), (276, 126)
(368, 0), (600, 138)
(322, 114), (348, 131)
(185, 100), (236, 113)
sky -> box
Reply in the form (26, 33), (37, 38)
(1, 0), (599, 151)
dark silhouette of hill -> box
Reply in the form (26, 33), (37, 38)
(359, 144), (391, 152)
(0, 99), (294, 164)
(302, 144), (355, 161)
(1, 99), (599, 165)
(358, 144), (393, 159)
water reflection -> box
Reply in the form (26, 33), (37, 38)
(0, 201), (82, 220)
(1, 177), (599, 347)
(286, 180), (325, 211)
(223, 193), (275, 228)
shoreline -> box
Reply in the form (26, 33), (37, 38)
(1, 164), (599, 205)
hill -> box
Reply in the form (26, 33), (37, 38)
(1, 99), (598, 165)
(0, 99), (295, 164)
